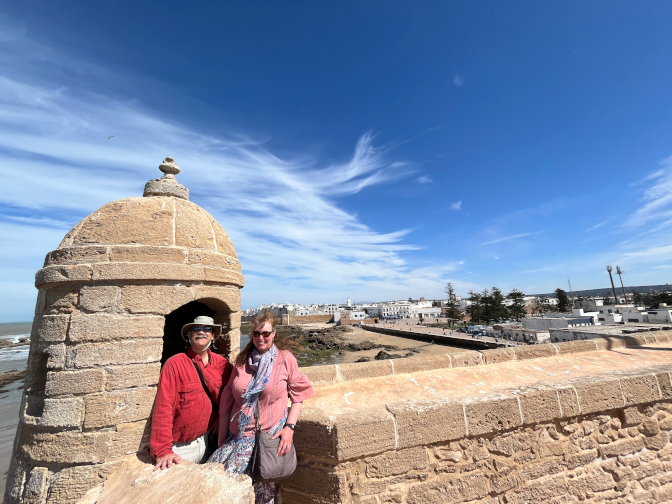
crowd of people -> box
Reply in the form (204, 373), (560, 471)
(150, 309), (313, 504)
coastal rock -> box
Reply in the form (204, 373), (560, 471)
(76, 455), (254, 504)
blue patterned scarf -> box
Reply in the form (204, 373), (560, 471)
(236, 344), (278, 439)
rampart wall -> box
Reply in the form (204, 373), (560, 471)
(278, 331), (672, 503)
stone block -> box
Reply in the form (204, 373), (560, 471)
(365, 446), (428, 478)
(490, 474), (517, 493)
(550, 384), (581, 417)
(516, 386), (562, 424)
(333, 408), (396, 460)
(35, 265), (92, 287)
(643, 432), (668, 451)
(572, 377), (624, 414)
(20, 429), (109, 464)
(488, 431), (534, 456)
(293, 409), (335, 459)
(72, 339), (163, 368)
(45, 246), (109, 266)
(24, 397), (84, 428)
(519, 460), (564, 481)
(480, 347), (515, 365)
(654, 332), (670, 343)
(229, 311), (241, 329)
(174, 201), (217, 250)
(30, 314), (69, 342)
(620, 334), (649, 346)
(554, 340), (598, 354)
(191, 285), (241, 311)
(463, 393), (522, 436)
(79, 286), (119, 312)
(45, 368), (106, 396)
(203, 267), (245, 287)
(512, 344), (557, 361)
(23, 466), (49, 504)
(44, 285), (80, 314)
(387, 398), (467, 449)
(622, 406), (642, 425)
(49, 463), (119, 504)
(407, 473), (489, 504)
(620, 374), (661, 405)
(84, 388), (157, 428)
(205, 211), (238, 258)
(69, 313), (164, 342)
(120, 284), (194, 314)
(565, 449), (598, 470)
(109, 245), (187, 264)
(45, 343), (66, 369)
(72, 197), (174, 246)
(450, 351), (482, 368)
(187, 250), (241, 270)
(593, 336), (627, 350)
(654, 370), (672, 400)
(91, 262), (204, 282)
(283, 466), (346, 502)
(504, 474), (568, 504)
(338, 360), (394, 382)
(105, 363), (161, 390)
(108, 420), (151, 458)
(599, 436), (645, 458)
(4, 456), (28, 504)
(299, 365), (338, 385)
(391, 354), (452, 374)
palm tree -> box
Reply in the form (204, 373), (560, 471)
(616, 266), (627, 302)
(606, 266), (619, 305)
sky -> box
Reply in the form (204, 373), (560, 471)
(1, 1), (672, 322)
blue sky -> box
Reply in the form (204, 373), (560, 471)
(2, 1), (672, 322)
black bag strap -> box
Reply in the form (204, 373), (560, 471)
(254, 399), (260, 432)
(189, 356), (219, 414)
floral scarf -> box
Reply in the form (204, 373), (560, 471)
(236, 344), (279, 439)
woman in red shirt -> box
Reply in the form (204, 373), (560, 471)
(209, 309), (314, 504)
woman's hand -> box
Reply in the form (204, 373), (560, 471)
(272, 426), (294, 457)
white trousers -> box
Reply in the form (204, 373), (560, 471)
(172, 434), (209, 463)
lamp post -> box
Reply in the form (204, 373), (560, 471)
(606, 266), (619, 305)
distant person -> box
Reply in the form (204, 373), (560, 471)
(151, 316), (233, 470)
(209, 309), (314, 503)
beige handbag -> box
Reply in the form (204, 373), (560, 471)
(251, 401), (297, 483)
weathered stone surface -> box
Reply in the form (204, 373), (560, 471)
(519, 459), (564, 481)
(24, 397), (84, 428)
(23, 466), (49, 504)
(187, 249), (241, 270)
(488, 431), (534, 456)
(572, 377), (624, 414)
(76, 455), (254, 504)
(72, 339), (163, 368)
(593, 336), (627, 350)
(79, 286), (119, 312)
(50, 464), (118, 504)
(566, 449), (599, 469)
(621, 374), (662, 405)
(92, 262), (204, 282)
(70, 197), (174, 247)
(120, 284), (194, 314)
(300, 365), (337, 385)
(512, 344), (557, 361)
(480, 347), (515, 365)
(334, 409), (396, 460)
(338, 360), (393, 382)
(45, 368), (106, 396)
(450, 351), (482, 368)
(191, 284), (241, 311)
(554, 340), (598, 354)
(552, 384), (581, 417)
(35, 265), (92, 287)
(84, 388), (157, 428)
(174, 200), (217, 250)
(293, 409), (335, 459)
(283, 466), (346, 503)
(69, 314), (164, 342)
(45, 246), (109, 266)
(20, 430), (109, 464)
(391, 354), (452, 374)
(463, 394), (522, 436)
(504, 474), (569, 504)
(44, 285), (80, 314)
(387, 398), (467, 448)
(108, 421), (151, 459)
(31, 314), (69, 342)
(599, 436), (645, 457)
(44, 343), (66, 369)
(655, 370), (672, 399)
(205, 211), (238, 258)
(4, 456), (27, 504)
(516, 386), (562, 424)
(105, 363), (161, 390)
(109, 245), (187, 264)
(407, 473), (490, 504)
(203, 267), (245, 286)
(622, 406), (642, 425)
(366, 447), (429, 478)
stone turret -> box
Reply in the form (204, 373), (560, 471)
(4, 159), (244, 504)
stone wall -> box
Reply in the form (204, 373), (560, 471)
(287, 315), (335, 325)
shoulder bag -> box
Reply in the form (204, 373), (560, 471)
(251, 400), (297, 482)
(189, 356), (220, 453)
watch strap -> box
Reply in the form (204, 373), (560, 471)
(286, 423), (296, 431)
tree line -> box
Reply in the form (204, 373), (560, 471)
(443, 283), (572, 325)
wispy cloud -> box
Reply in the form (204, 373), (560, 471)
(450, 201), (462, 210)
(480, 231), (545, 246)
(585, 220), (609, 232)
(417, 175), (432, 184)
(453, 76), (463, 86)
(625, 159), (672, 229)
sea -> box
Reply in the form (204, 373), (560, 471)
(0, 322), (248, 497)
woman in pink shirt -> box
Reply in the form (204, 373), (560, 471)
(208, 309), (314, 504)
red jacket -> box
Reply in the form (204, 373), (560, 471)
(150, 348), (233, 459)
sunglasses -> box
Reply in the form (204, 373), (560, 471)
(252, 330), (274, 339)
(192, 326), (213, 333)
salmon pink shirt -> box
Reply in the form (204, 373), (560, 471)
(220, 349), (314, 439)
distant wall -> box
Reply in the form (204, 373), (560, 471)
(284, 314), (334, 325)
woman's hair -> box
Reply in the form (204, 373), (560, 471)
(235, 309), (288, 367)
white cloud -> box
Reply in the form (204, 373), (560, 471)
(417, 175), (432, 184)
(625, 159), (672, 229)
(480, 231), (545, 246)
(450, 201), (462, 210)
(585, 220), (609, 232)
(453, 76), (463, 86)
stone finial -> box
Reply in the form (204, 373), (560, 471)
(143, 157), (189, 200)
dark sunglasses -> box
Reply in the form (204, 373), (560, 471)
(252, 330), (274, 339)
(192, 326), (213, 333)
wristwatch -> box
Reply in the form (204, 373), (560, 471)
(286, 423), (296, 431)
